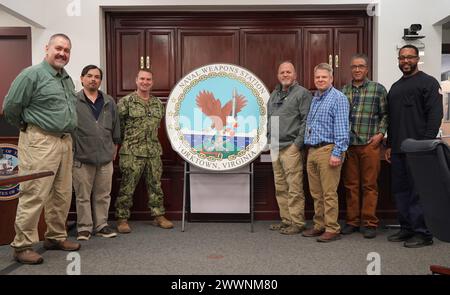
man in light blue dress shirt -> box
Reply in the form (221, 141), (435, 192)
(302, 63), (350, 242)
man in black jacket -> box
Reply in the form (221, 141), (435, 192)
(385, 45), (443, 248)
(72, 65), (121, 241)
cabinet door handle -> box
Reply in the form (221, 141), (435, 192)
(328, 54), (333, 67)
(335, 55), (339, 68)
(140, 56), (144, 69)
(146, 56), (150, 69)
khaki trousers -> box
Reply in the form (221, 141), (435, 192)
(342, 144), (380, 228)
(11, 125), (73, 250)
(73, 161), (113, 233)
(271, 144), (305, 228)
(306, 144), (342, 233)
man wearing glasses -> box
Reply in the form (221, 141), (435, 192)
(341, 54), (388, 239)
(385, 44), (443, 248)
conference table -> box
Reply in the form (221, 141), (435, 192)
(0, 171), (54, 245)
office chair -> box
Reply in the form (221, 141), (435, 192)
(401, 139), (450, 275)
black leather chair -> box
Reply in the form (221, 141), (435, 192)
(401, 139), (450, 275)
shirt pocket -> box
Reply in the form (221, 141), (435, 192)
(129, 105), (146, 118)
(101, 107), (113, 131)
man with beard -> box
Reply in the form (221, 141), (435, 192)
(386, 44), (443, 248)
(267, 61), (312, 235)
(3, 34), (80, 264)
(72, 65), (120, 241)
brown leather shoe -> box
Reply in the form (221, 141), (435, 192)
(317, 232), (342, 242)
(152, 216), (174, 229)
(13, 249), (43, 265)
(43, 239), (81, 251)
(117, 219), (131, 233)
(302, 228), (325, 237)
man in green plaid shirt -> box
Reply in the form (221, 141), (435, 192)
(341, 54), (388, 239)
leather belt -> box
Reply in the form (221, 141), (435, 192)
(26, 124), (69, 139)
(308, 142), (333, 148)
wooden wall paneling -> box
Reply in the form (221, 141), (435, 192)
(159, 101), (179, 166)
(104, 11), (382, 221)
(0, 27), (31, 136)
(178, 29), (240, 77)
(240, 29), (301, 91)
(145, 30), (175, 98)
(115, 29), (145, 97)
(303, 28), (333, 90)
(334, 28), (363, 88)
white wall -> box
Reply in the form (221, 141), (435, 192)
(1, 0), (449, 91)
(375, 0), (449, 88)
(0, 8), (29, 26)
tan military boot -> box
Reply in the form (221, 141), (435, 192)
(152, 216), (174, 229)
(117, 219), (131, 233)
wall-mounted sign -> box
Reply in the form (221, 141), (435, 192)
(166, 64), (269, 171)
(0, 144), (19, 201)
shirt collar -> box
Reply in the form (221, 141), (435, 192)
(351, 78), (369, 89)
(275, 81), (298, 93)
(82, 90), (103, 104)
(41, 60), (69, 78)
(314, 86), (333, 100)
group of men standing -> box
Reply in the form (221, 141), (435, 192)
(268, 45), (443, 246)
(1, 33), (443, 265)
(2, 34), (172, 264)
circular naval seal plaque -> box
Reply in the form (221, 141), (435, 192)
(166, 63), (269, 171)
(0, 143), (20, 201)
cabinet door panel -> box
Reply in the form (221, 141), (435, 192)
(241, 29), (300, 91)
(178, 30), (239, 76)
(146, 30), (175, 97)
(303, 28), (333, 90)
(334, 28), (363, 88)
(115, 30), (144, 97)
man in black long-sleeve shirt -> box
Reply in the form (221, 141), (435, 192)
(385, 44), (443, 248)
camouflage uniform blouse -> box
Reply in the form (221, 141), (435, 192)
(117, 92), (164, 157)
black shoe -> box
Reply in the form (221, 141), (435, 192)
(363, 227), (377, 239)
(404, 234), (433, 248)
(387, 229), (414, 242)
(96, 226), (118, 238)
(341, 224), (359, 235)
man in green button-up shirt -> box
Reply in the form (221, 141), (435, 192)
(115, 69), (173, 233)
(2, 34), (80, 264)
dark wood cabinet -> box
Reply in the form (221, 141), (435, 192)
(303, 27), (364, 89)
(240, 28), (301, 91)
(303, 28), (333, 90)
(104, 11), (388, 222)
(111, 29), (175, 98)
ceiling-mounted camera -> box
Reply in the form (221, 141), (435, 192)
(403, 24), (425, 40)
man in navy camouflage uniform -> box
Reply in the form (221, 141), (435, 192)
(115, 69), (173, 233)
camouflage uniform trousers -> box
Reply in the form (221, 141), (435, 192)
(115, 154), (165, 219)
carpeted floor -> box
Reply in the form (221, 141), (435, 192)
(1, 221), (449, 275)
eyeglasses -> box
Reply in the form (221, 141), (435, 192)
(398, 55), (418, 61)
(351, 65), (367, 70)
